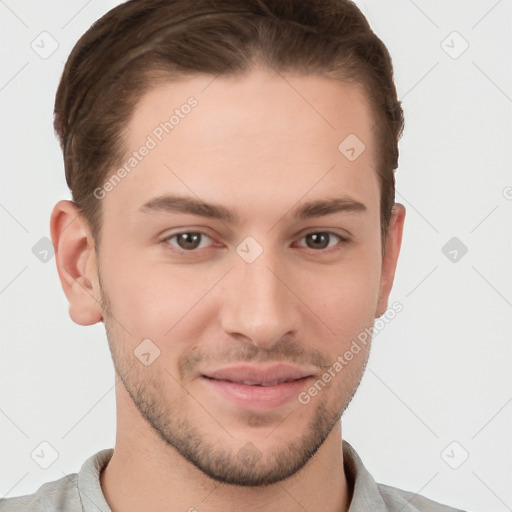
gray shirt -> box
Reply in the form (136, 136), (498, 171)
(0, 440), (465, 511)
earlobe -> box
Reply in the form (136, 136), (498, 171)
(375, 203), (406, 318)
(50, 200), (103, 326)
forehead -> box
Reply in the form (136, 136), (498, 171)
(103, 67), (379, 223)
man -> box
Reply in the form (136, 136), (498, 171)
(1, 0), (465, 511)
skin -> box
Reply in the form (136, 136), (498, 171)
(51, 65), (405, 512)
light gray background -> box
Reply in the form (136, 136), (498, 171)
(1, 1), (511, 511)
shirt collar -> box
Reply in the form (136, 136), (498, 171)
(77, 448), (113, 512)
(343, 439), (390, 511)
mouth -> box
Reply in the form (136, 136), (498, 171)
(198, 364), (315, 411)
(200, 363), (315, 384)
(202, 375), (310, 386)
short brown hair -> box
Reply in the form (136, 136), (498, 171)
(54, 0), (403, 254)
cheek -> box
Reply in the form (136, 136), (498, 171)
(102, 247), (217, 344)
(296, 247), (381, 345)
(99, 244), (165, 332)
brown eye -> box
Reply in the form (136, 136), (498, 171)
(164, 232), (213, 251)
(298, 232), (346, 250)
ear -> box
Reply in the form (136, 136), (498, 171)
(375, 203), (406, 318)
(50, 200), (103, 326)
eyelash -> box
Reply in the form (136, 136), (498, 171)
(161, 230), (350, 254)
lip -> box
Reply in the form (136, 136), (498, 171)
(199, 364), (316, 411)
(201, 363), (315, 384)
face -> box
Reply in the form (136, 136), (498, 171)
(93, 67), (395, 486)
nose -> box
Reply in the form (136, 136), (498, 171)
(218, 247), (302, 350)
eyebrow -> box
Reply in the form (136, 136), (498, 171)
(138, 194), (367, 223)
